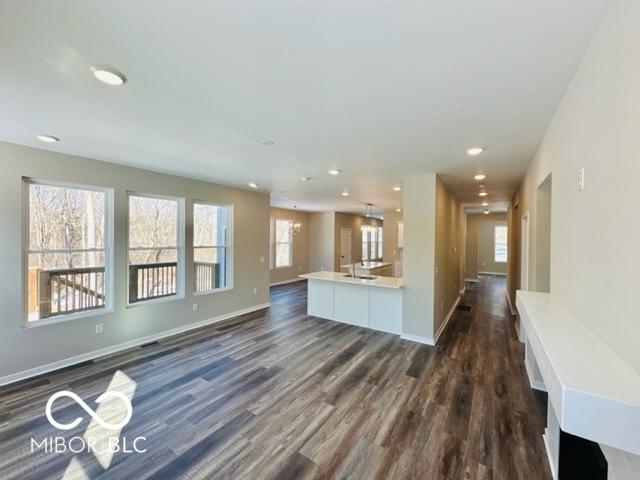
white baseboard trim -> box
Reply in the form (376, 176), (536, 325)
(269, 278), (305, 287)
(505, 290), (516, 316)
(478, 271), (506, 276)
(465, 278), (479, 283)
(524, 357), (547, 392)
(400, 333), (434, 346)
(543, 433), (559, 480)
(434, 295), (461, 344)
(0, 302), (271, 387)
(459, 286), (466, 295)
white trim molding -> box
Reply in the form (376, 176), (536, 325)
(0, 302), (271, 387)
(465, 278), (479, 283)
(478, 271), (506, 276)
(400, 333), (434, 346)
(434, 295), (461, 344)
(506, 290), (516, 316)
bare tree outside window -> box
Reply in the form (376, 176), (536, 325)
(128, 194), (182, 303)
(26, 181), (110, 322)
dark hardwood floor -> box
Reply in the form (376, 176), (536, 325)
(0, 276), (551, 479)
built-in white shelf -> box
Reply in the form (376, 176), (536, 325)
(516, 290), (640, 458)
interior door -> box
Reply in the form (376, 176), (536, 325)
(340, 228), (352, 267)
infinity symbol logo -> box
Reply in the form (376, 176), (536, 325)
(45, 390), (133, 431)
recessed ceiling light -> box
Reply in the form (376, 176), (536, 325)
(248, 182), (259, 189)
(395, 208), (402, 213)
(328, 169), (341, 176)
(35, 134), (60, 143)
(484, 209), (490, 215)
(479, 192), (488, 197)
(467, 147), (485, 156)
(260, 139), (275, 146)
(91, 66), (127, 86)
(341, 191), (350, 197)
(301, 176), (312, 182)
(474, 174), (486, 181)
(482, 201), (488, 207)
(392, 186), (402, 192)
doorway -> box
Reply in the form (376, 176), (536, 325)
(340, 228), (352, 266)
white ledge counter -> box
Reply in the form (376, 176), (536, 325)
(299, 271), (403, 334)
(340, 261), (393, 277)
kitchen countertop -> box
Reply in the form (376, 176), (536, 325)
(339, 261), (392, 270)
(299, 271), (403, 289)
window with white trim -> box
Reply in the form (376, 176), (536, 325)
(494, 225), (508, 263)
(361, 225), (383, 261)
(128, 193), (184, 304)
(194, 202), (233, 292)
(25, 179), (113, 323)
(271, 218), (293, 268)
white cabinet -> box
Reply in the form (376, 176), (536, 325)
(334, 283), (369, 327)
(397, 221), (404, 249)
(370, 287), (402, 334)
(307, 280), (334, 319)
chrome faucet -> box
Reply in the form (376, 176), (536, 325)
(352, 258), (364, 276)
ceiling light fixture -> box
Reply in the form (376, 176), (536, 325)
(35, 134), (60, 143)
(328, 169), (341, 176)
(395, 208), (402, 213)
(484, 209), (490, 215)
(341, 191), (350, 197)
(482, 201), (488, 207)
(479, 192), (488, 197)
(248, 182), (259, 189)
(474, 174), (486, 181)
(467, 147), (485, 156)
(301, 176), (312, 182)
(91, 66), (127, 86)
(259, 139), (275, 146)
(392, 186), (402, 192)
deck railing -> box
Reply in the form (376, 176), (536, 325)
(38, 266), (106, 318)
(194, 261), (221, 292)
(129, 262), (177, 303)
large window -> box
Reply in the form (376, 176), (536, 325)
(128, 193), (184, 304)
(494, 225), (508, 263)
(25, 179), (112, 324)
(271, 218), (293, 268)
(361, 225), (383, 261)
(194, 202), (233, 293)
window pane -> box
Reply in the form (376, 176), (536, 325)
(29, 184), (105, 250)
(362, 242), (369, 261)
(195, 247), (230, 291)
(275, 243), (291, 267)
(128, 195), (180, 303)
(194, 203), (230, 247)
(275, 219), (291, 243)
(128, 195), (177, 248)
(495, 226), (508, 262)
(370, 242), (376, 260)
(27, 183), (107, 322)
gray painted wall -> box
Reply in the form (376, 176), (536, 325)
(0, 141), (270, 380)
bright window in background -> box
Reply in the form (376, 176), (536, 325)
(194, 202), (233, 293)
(361, 225), (382, 261)
(494, 225), (508, 263)
(272, 218), (293, 268)
(128, 193), (184, 304)
(24, 179), (113, 323)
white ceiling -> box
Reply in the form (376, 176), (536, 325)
(0, 0), (608, 214)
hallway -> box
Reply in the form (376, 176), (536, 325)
(0, 276), (550, 479)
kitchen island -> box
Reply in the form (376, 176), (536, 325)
(299, 271), (403, 335)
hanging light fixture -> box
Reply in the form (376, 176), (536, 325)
(289, 206), (303, 235)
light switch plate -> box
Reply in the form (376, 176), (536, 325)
(95, 323), (104, 335)
(578, 167), (585, 191)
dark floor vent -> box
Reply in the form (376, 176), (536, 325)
(456, 304), (472, 312)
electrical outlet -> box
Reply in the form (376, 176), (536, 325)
(253, 287), (257, 294)
(95, 323), (104, 335)
(298, 266), (302, 272)
(440, 301), (444, 311)
(259, 256), (265, 263)
(192, 303), (198, 312)
(577, 167), (585, 191)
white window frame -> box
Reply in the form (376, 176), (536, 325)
(22, 178), (115, 328)
(494, 224), (508, 263)
(271, 218), (293, 269)
(193, 201), (234, 295)
(361, 225), (383, 262)
(126, 191), (185, 307)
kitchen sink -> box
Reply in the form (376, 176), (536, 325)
(343, 274), (379, 280)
